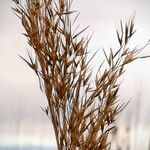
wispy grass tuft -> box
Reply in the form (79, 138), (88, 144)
(12, 0), (150, 149)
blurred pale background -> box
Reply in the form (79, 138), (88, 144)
(0, 0), (150, 149)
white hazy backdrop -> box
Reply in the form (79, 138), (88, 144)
(0, 0), (150, 149)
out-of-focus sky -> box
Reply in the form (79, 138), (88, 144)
(0, 0), (150, 148)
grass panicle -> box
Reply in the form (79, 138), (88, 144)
(12, 0), (149, 149)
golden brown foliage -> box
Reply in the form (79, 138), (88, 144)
(12, 0), (149, 149)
